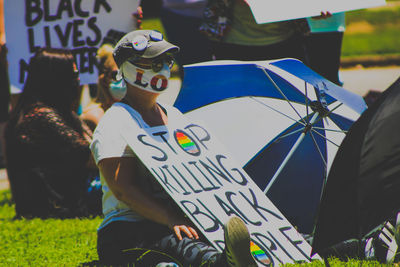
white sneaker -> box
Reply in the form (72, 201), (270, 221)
(155, 263), (179, 267)
(224, 217), (258, 267)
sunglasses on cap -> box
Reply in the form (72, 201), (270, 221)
(128, 54), (175, 73)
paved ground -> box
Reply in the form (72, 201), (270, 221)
(1, 65), (400, 191)
(340, 66), (400, 96)
(0, 168), (8, 190)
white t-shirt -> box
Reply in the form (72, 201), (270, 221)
(90, 102), (181, 230)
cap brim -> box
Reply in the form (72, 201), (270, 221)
(142, 40), (179, 59)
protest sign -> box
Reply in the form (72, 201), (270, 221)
(4, 0), (138, 90)
(246, 0), (386, 24)
(121, 113), (320, 266)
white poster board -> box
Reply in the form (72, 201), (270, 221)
(247, 0), (386, 24)
(122, 114), (320, 266)
(4, 0), (139, 91)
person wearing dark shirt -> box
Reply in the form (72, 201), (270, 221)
(4, 48), (102, 218)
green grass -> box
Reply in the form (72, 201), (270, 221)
(342, 27), (400, 57)
(343, 3), (400, 57)
(0, 189), (397, 266)
(0, 190), (102, 266)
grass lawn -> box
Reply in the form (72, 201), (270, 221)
(0, 189), (101, 266)
(343, 2), (400, 58)
(0, 189), (395, 266)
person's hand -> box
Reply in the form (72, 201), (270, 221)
(167, 215), (199, 240)
(173, 224), (199, 241)
(312, 11), (332, 20)
(132, 6), (143, 29)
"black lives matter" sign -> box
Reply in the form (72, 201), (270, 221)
(4, 0), (138, 89)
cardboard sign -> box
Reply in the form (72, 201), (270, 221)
(246, 0), (386, 24)
(121, 113), (320, 266)
(4, 0), (138, 91)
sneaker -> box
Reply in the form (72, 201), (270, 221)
(363, 211), (400, 263)
(155, 263), (179, 267)
(224, 217), (258, 267)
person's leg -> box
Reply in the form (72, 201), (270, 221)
(152, 217), (257, 266)
(0, 44), (10, 168)
(97, 220), (176, 265)
(160, 8), (213, 78)
(305, 31), (344, 85)
(212, 33), (307, 63)
(97, 220), (219, 266)
(97, 217), (257, 266)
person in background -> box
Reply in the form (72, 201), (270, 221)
(91, 29), (257, 266)
(201, 0), (308, 62)
(0, 0), (10, 168)
(305, 12), (345, 85)
(0, 45), (9, 169)
(80, 43), (123, 131)
(4, 48), (102, 218)
(160, 0), (213, 78)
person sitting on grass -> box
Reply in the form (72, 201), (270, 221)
(80, 43), (123, 131)
(90, 29), (258, 266)
(5, 48), (102, 218)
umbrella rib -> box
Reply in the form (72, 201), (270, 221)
(264, 113), (319, 194)
(309, 131), (328, 192)
(310, 131), (327, 168)
(312, 127), (348, 134)
(305, 81), (310, 124)
(260, 68), (308, 125)
(277, 128), (305, 140)
(311, 128), (341, 148)
(250, 97), (306, 126)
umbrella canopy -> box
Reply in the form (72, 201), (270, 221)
(174, 59), (366, 234)
(312, 76), (400, 254)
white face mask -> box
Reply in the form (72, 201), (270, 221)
(109, 79), (127, 100)
(121, 61), (170, 94)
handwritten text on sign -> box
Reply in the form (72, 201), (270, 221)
(4, 0), (138, 88)
(122, 117), (319, 266)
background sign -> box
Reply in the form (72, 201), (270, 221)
(122, 115), (320, 266)
(247, 0), (386, 24)
(4, 0), (138, 90)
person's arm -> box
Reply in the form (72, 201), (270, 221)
(98, 156), (199, 240)
(133, 5), (143, 30)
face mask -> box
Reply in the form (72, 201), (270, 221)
(109, 79), (127, 100)
(121, 61), (170, 94)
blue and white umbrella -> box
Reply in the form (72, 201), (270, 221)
(174, 59), (367, 234)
